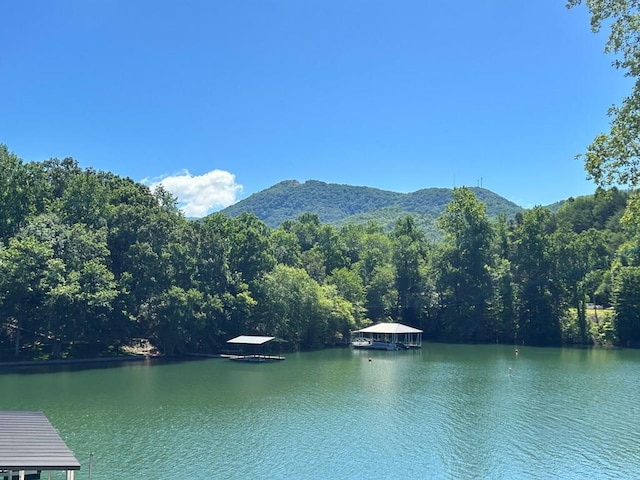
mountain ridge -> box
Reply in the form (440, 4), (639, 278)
(219, 180), (530, 236)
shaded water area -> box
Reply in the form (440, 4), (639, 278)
(2, 344), (640, 479)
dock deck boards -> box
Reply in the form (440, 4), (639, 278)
(222, 354), (286, 362)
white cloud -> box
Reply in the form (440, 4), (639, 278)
(147, 169), (243, 217)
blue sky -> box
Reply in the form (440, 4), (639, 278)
(0, 1), (629, 216)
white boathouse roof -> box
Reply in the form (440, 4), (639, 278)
(227, 335), (275, 345)
(353, 322), (423, 334)
(0, 411), (80, 472)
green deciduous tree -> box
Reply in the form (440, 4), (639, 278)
(512, 207), (562, 346)
(327, 267), (366, 327)
(567, 0), (640, 190)
(59, 170), (110, 228)
(391, 216), (431, 328)
(435, 188), (494, 341)
(0, 145), (51, 244)
(8, 215), (119, 355)
(255, 264), (353, 348)
(612, 266), (640, 346)
(270, 229), (302, 267)
(0, 235), (56, 356)
(282, 213), (322, 252)
(340, 224), (396, 324)
(228, 213), (275, 285)
(146, 286), (206, 356)
(365, 264), (398, 324)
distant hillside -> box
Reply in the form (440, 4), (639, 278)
(220, 180), (524, 236)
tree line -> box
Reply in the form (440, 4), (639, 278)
(1, 145), (639, 359)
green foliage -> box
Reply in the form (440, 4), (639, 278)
(0, 145), (51, 243)
(563, 0), (640, 347)
(612, 266), (640, 346)
(511, 207), (563, 346)
(434, 188), (494, 342)
(392, 216), (431, 328)
(147, 286), (206, 356)
(556, 188), (628, 233)
(228, 213), (275, 284)
(562, 307), (616, 346)
(3, 142), (640, 357)
(559, 306), (616, 346)
(590, 309), (616, 347)
(568, 1), (640, 231)
(254, 265), (352, 348)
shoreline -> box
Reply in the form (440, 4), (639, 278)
(0, 352), (226, 370)
(0, 354), (152, 369)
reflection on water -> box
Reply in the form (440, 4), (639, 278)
(2, 344), (640, 479)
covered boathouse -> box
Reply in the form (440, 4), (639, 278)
(225, 335), (285, 362)
(351, 322), (423, 350)
(0, 411), (80, 480)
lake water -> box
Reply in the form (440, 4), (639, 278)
(2, 344), (640, 479)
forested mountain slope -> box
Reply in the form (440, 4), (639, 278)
(220, 180), (525, 232)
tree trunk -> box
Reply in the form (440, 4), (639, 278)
(14, 319), (20, 357)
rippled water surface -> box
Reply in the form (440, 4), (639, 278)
(3, 344), (640, 479)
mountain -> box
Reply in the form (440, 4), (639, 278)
(219, 180), (524, 237)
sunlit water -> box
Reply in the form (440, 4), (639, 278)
(2, 344), (640, 479)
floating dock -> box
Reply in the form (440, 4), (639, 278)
(224, 354), (286, 362)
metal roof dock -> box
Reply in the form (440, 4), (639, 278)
(224, 335), (285, 362)
(0, 411), (80, 480)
